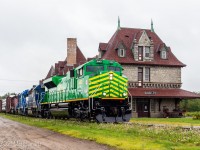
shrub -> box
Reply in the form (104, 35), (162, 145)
(192, 112), (200, 120)
(180, 99), (200, 112)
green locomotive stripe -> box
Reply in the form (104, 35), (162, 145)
(89, 92), (103, 97)
(89, 81), (110, 90)
(89, 78), (126, 89)
(89, 73), (127, 85)
(89, 73), (127, 86)
(110, 93), (120, 98)
(113, 72), (127, 82)
(89, 72), (109, 81)
(41, 98), (89, 104)
(89, 86), (110, 95)
(110, 80), (125, 89)
(110, 84), (126, 93)
(90, 77), (109, 85)
(89, 86), (123, 98)
(89, 79), (109, 86)
(89, 81), (127, 95)
(90, 89), (110, 97)
(110, 89), (120, 96)
(112, 77), (127, 85)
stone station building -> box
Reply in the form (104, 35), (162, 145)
(98, 19), (200, 117)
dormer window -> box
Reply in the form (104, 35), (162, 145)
(138, 46), (143, 61)
(145, 47), (150, 58)
(161, 51), (167, 59)
(160, 49), (167, 59)
(119, 49), (125, 57)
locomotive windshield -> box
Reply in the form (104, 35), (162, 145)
(86, 66), (104, 72)
(107, 66), (121, 72)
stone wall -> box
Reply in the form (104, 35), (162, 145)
(131, 98), (177, 118)
(151, 67), (181, 83)
(150, 98), (176, 118)
(122, 65), (138, 82)
(122, 65), (181, 84)
(160, 99), (176, 112)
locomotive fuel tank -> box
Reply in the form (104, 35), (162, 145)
(50, 103), (69, 118)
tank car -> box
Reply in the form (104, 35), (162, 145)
(41, 59), (132, 122)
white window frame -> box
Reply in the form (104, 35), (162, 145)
(119, 49), (125, 57)
(145, 67), (150, 82)
(161, 50), (167, 59)
(145, 47), (150, 58)
(80, 68), (83, 76)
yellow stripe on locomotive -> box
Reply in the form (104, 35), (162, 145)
(89, 71), (128, 99)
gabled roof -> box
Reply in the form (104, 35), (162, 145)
(45, 66), (55, 79)
(100, 27), (185, 67)
(76, 46), (87, 65)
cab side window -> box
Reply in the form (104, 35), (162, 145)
(77, 67), (83, 77)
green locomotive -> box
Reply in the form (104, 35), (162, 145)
(42, 59), (132, 122)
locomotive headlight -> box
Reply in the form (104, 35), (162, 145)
(109, 73), (113, 80)
(103, 92), (106, 96)
(123, 93), (127, 96)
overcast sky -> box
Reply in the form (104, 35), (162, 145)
(0, 0), (200, 95)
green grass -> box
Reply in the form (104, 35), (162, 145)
(130, 117), (200, 126)
(1, 113), (200, 150)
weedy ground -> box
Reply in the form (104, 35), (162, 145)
(130, 117), (200, 126)
(1, 113), (200, 150)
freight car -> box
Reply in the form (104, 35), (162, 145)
(41, 59), (132, 122)
(1, 99), (6, 112)
(6, 95), (18, 114)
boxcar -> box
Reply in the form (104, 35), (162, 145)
(6, 95), (18, 113)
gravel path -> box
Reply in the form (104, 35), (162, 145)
(0, 116), (112, 150)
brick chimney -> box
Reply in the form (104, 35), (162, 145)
(67, 38), (77, 66)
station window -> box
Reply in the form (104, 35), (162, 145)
(145, 67), (150, 82)
(145, 47), (150, 58)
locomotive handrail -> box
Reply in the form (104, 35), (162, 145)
(127, 90), (133, 111)
(89, 83), (102, 112)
